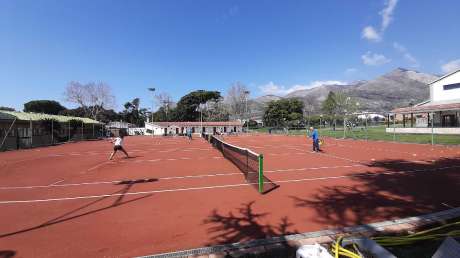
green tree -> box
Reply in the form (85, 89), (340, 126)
(321, 91), (337, 130)
(321, 92), (337, 116)
(263, 99), (304, 127)
(151, 106), (175, 122)
(59, 106), (120, 123)
(98, 108), (122, 123)
(122, 98), (149, 126)
(24, 100), (67, 115)
(321, 91), (359, 130)
(175, 90), (222, 121)
(0, 106), (15, 111)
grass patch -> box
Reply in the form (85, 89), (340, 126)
(253, 126), (460, 145)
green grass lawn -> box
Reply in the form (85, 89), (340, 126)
(253, 126), (460, 145)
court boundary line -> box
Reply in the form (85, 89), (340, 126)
(0, 164), (366, 190)
(1, 164), (459, 205)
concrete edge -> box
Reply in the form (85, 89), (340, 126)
(137, 207), (460, 258)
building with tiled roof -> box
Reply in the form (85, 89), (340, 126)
(388, 69), (460, 135)
(145, 121), (243, 136)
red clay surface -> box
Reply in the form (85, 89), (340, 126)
(1, 135), (460, 257)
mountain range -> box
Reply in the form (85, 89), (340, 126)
(250, 68), (439, 119)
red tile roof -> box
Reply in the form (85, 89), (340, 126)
(149, 121), (243, 127)
(392, 102), (460, 114)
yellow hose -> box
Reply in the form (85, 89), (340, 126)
(330, 220), (460, 256)
(331, 236), (361, 258)
(373, 220), (460, 246)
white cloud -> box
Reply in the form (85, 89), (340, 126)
(362, 26), (381, 42)
(441, 59), (460, 74)
(361, 51), (391, 66)
(362, 0), (399, 42)
(393, 42), (419, 67)
(380, 0), (398, 31)
(259, 80), (347, 96)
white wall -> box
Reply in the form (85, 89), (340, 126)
(127, 128), (147, 135)
(386, 127), (460, 135)
(144, 123), (164, 136)
(431, 71), (460, 103)
(144, 123), (243, 135)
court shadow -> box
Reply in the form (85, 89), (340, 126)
(125, 155), (142, 159)
(203, 201), (298, 245)
(0, 184), (152, 238)
(290, 157), (460, 228)
(115, 178), (158, 185)
(0, 250), (16, 258)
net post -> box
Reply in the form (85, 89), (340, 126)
(258, 154), (264, 193)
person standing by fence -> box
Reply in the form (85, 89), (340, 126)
(309, 126), (320, 152)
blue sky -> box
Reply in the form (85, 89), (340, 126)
(1, 0), (460, 111)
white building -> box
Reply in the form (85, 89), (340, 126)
(388, 69), (460, 134)
(144, 121), (243, 136)
(356, 113), (386, 120)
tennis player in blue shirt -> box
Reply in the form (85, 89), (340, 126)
(309, 127), (320, 152)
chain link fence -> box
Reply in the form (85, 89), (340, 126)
(254, 115), (460, 145)
(1, 119), (105, 151)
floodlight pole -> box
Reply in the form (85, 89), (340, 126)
(431, 112), (434, 145)
(244, 90), (250, 133)
(163, 101), (169, 121)
(393, 113), (396, 141)
(365, 113), (368, 140)
(343, 97), (350, 139)
(148, 87), (156, 137)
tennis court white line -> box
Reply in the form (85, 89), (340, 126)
(1, 165), (459, 205)
(0, 164), (366, 190)
(289, 147), (360, 163)
(2, 147), (215, 165)
(48, 180), (65, 186)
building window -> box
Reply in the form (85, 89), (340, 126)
(443, 83), (460, 90)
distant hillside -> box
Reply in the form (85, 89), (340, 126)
(343, 68), (438, 111)
(253, 95), (283, 103)
(248, 95), (283, 119)
(285, 84), (353, 101)
(250, 68), (438, 119)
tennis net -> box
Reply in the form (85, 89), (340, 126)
(201, 133), (278, 194)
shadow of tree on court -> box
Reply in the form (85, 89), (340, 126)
(0, 179), (156, 238)
(116, 178), (158, 185)
(203, 201), (298, 245)
(290, 157), (460, 228)
(0, 250), (16, 258)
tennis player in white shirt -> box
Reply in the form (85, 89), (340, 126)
(109, 133), (129, 160)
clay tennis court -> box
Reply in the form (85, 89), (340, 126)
(1, 134), (460, 257)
